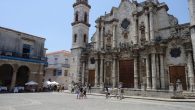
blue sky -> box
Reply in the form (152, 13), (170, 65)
(0, 0), (189, 52)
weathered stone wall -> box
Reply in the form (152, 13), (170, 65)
(0, 27), (46, 88)
(72, 24), (89, 49)
(0, 59), (44, 87)
(0, 27), (45, 58)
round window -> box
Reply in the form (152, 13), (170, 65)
(121, 19), (130, 29)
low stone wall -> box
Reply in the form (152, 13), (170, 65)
(183, 91), (195, 98)
(124, 89), (173, 98)
(90, 87), (174, 98)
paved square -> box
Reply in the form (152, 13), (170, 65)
(0, 93), (194, 110)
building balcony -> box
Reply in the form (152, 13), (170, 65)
(62, 64), (70, 68)
(0, 50), (47, 65)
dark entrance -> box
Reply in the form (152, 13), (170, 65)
(88, 70), (95, 87)
(22, 44), (31, 58)
(169, 66), (187, 90)
(105, 62), (112, 87)
(16, 66), (29, 86)
(0, 64), (13, 88)
(119, 60), (134, 88)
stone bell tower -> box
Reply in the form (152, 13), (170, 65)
(188, 0), (195, 90)
(189, 0), (195, 58)
(70, 0), (91, 83)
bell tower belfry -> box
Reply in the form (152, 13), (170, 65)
(70, 0), (91, 83)
(188, 0), (195, 90)
(189, 0), (195, 62)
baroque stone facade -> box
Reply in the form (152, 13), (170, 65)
(70, 0), (195, 91)
(0, 27), (47, 90)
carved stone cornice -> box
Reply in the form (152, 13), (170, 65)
(157, 3), (169, 11)
(71, 21), (91, 27)
(73, 2), (91, 9)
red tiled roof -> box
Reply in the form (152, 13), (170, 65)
(46, 50), (71, 56)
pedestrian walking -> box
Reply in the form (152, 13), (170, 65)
(105, 86), (110, 99)
(121, 88), (124, 99)
(71, 85), (74, 93)
(88, 84), (91, 94)
(83, 86), (87, 99)
(75, 87), (79, 99)
(79, 87), (84, 99)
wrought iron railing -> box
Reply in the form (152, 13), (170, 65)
(0, 50), (47, 65)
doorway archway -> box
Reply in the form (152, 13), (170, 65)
(0, 64), (13, 88)
(169, 66), (187, 90)
(16, 66), (30, 86)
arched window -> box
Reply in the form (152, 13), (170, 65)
(140, 25), (145, 41)
(84, 12), (88, 23)
(74, 34), (77, 43)
(83, 34), (87, 43)
(124, 33), (128, 39)
(139, 22), (146, 42)
(75, 12), (79, 22)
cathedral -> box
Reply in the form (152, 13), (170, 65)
(70, 0), (195, 92)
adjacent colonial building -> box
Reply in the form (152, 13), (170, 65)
(0, 27), (47, 90)
(70, 0), (195, 92)
(45, 50), (70, 89)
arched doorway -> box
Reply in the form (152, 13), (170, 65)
(119, 60), (134, 88)
(169, 66), (187, 90)
(16, 66), (30, 86)
(0, 64), (13, 88)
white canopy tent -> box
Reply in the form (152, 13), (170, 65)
(25, 81), (38, 86)
(43, 81), (52, 87)
(51, 81), (59, 85)
(43, 81), (59, 88)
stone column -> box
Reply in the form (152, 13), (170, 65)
(133, 14), (138, 44)
(95, 58), (99, 87)
(96, 24), (100, 50)
(100, 56), (104, 87)
(86, 70), (89, 85)
(112, 22), (117, 48)
(146, 55), (151, 90)
(151, 53), (157, 90)
(117, 59), (120, 86)
(112, 57), (116, 88)
(37, 65), (44, 88)
(187, 52), (195, 91)
(100, 24), (104, 50)
(156, 54), (160, 88)
(11, 70), (17, 90)
(82, 62), (85, 85)
(160, 54), (165, 89)
(104, 61), (106, 84)
(145, 10), (150, 41)
(149, 7), (154, 41)
(134, 57), (139, 89)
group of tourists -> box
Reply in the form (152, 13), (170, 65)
(105, 86), (124, 100)
(76, 86), (87, 99)
(71, 83), (91, 99)
(70, 82), (124, 100)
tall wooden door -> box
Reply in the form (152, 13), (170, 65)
(169, 66), (187, 90)
(119, 60), (134, 88)
(88, 70), (95, 87)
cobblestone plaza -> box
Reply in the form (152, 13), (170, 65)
(0, 93), (195, 110)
